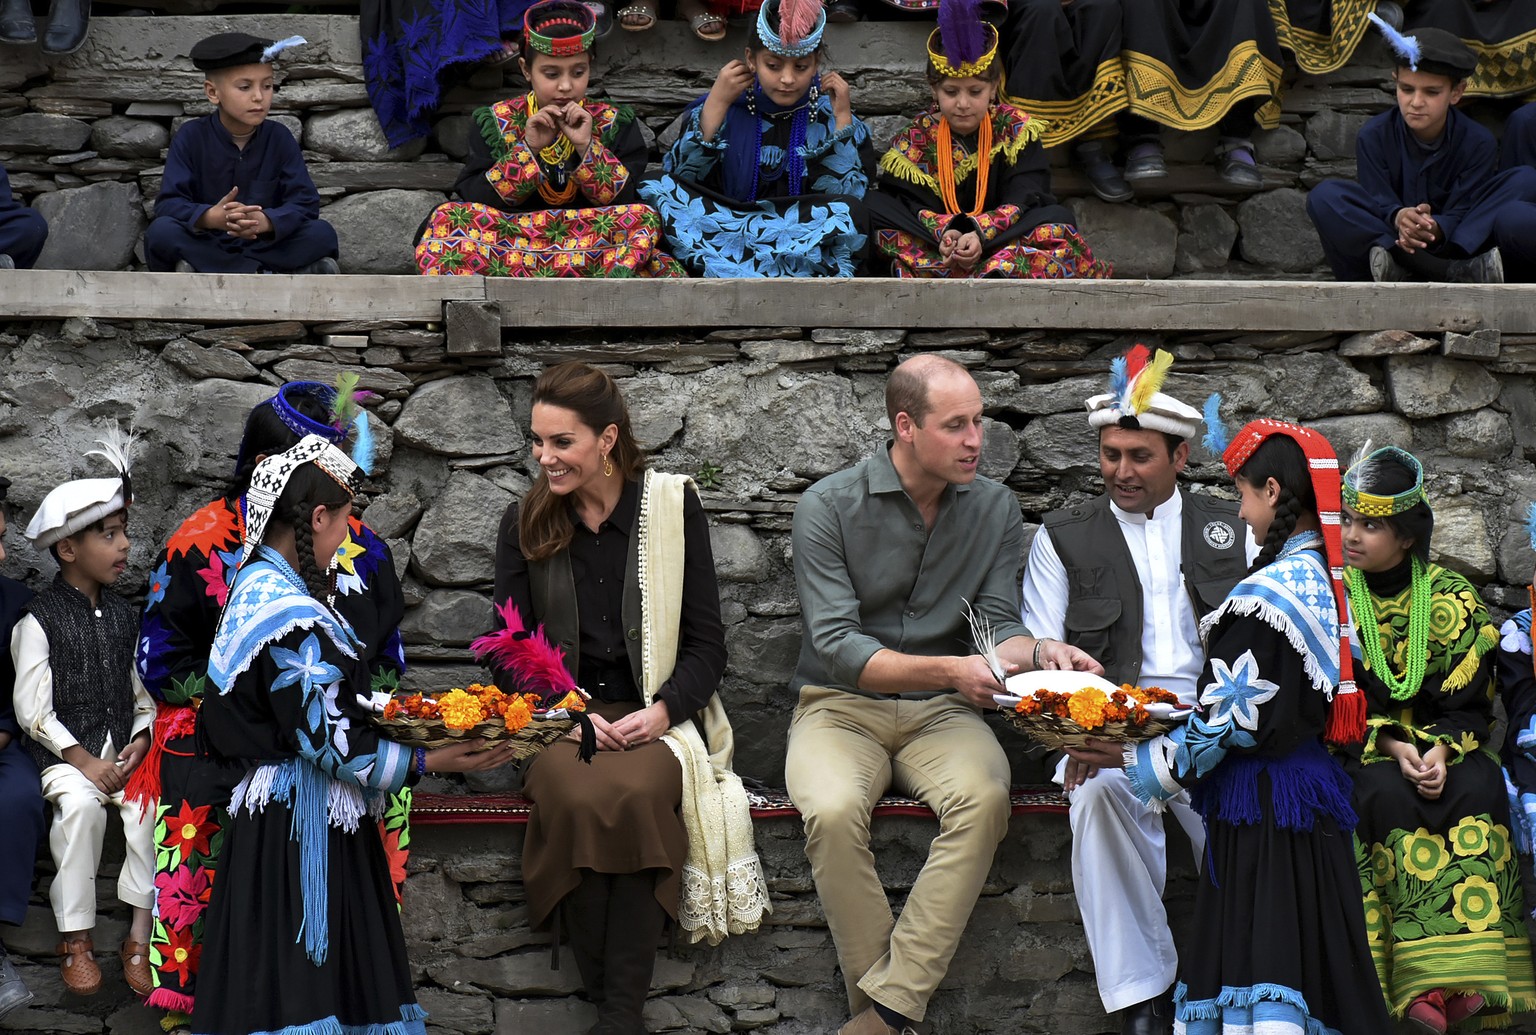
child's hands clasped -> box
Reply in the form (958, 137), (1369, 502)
(198, 186), (272, 240)
(1385, 735), (1450, 800)
(74, 754), (126, 795)
(1394, 203), (1440, 253)
(116, 733), (150, 779)
(940, 228), (982, 270)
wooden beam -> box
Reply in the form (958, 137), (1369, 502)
(3, 272), (1534, 333)
(487, 279), (1536, 333)
(0, 271), (482, 322)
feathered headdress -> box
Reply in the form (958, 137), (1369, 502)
(1367, 12), (1420, 70)
(1086, 345), (1205, 440)
(1367, 13), (1476, 78)
(25, 425), (138, 550)
(329, 371), (380, 475)
(472, 600), (596, 761)
(261, 35), (307, 63)
(1342, 444), (1429, 518)
(929, 0), (997, 79)
(1201, 393), (1228, 456)
(757, 0), (826, 57)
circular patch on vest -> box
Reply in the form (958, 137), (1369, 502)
(1203, 521), (1237, 550)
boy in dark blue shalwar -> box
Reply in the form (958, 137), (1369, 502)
(1497, 103), (1536, 281)
(0, 164), (48, 269)
(145, 32), (340, 274)
(0, 476), (46, 1022)
(1306, 18), (1536, 283)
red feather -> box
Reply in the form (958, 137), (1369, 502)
(1123, 343), (1150, 382)
(471, 600), (581, 703)
(778, 0), (820, 48)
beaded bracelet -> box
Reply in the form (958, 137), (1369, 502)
(413, 746), (427, 777)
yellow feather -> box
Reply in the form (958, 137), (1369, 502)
(1127, 349), (1173, 415)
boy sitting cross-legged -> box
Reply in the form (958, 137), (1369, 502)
(1306, 16), (1536, 283)
(144, 32), (339, 274)
(9, 433), (155, 998)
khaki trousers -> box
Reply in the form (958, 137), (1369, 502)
(785, 685), (1011, 1023)
(40, 761), (155, 931)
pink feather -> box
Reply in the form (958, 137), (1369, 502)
(778, 0), (820, 48)
(470, 600), (580, 702)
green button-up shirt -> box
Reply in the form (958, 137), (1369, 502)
(790, 444), (1029, 696)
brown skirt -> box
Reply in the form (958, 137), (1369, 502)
(522, 700), (686, 929)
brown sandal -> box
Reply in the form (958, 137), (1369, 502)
(120, 939), (153, 997)
(57, 936), (101, 996)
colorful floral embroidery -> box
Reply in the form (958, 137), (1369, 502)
(166, 501), (241, 561)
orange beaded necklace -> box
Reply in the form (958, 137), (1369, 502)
(935, 112), (991, 217)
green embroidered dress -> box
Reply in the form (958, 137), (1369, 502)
(1347, 559), (1536, 1025)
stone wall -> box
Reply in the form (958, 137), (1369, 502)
(4, 311), (1536, 1034)
(2, 13), (1527, 277)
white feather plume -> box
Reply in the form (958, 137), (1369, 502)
(261, 35), (307, 62)
(964, 599), (1007, 685)
(84, 424), (137, 476)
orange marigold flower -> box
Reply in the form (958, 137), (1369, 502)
(1015, 697), (1043, 716)
(438, 689), (484, 730)
(1067, 688), (1109, 729)
(503, 695), (533, 733)
(383, 699), (402, 721)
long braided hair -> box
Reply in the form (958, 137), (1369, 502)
(1235, 435), (1317, 573)
(262, 464), (352, 602)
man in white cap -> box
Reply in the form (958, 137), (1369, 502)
(1018, 347), (1252, 1035)
(9, 431), (155, 999)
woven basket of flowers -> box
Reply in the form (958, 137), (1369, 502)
(371, 601), (595, 762)
(376, 683), (585, 757)
(995, 671), (1189, 751)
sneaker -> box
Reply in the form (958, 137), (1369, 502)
(1215, 139), (1263, 190)
(0, 953), (33, 1020)
(292, 256), (341, 275)
(1447, 247), (1504, 284)
(1075, 141), (1133, 203)
(1444, 992), (1486, 1025)
(173, 259), (197, 273)
(0, 254), (14, 270)
(1123, 142), (1166, 181)
(1369, 245), (1412, 283)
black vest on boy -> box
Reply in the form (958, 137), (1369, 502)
(1043, 490), (1248, 686)
(21, 577), (137, 773)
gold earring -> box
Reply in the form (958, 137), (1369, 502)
(602, 454), (614, 477)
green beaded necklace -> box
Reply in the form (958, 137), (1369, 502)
(1345, 556), (1431, 701)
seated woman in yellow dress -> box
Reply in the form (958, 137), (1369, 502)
(414, 0), (683, 277)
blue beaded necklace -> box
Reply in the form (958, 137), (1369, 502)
(743, 74), (819, 200)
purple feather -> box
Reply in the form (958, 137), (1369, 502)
(937, 0), (986, 67)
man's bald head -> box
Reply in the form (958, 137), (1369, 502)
(886, 355), (974, 430)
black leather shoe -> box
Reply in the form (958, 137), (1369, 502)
(1075, 141), (1133, 203)
(1121, 991), (1174, 1035)
(41, 0), (89, 54)
(0, 0), (36, 43)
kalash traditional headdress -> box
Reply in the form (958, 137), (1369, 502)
(524, 0), (597, 57)
(1367, 13), (1477, 79)
(928, 0), (998, 79)
(1086, 345), (1210, 441)
(757, 0), (826, 58)
(240, 434), (361, 565)
(1343, 445), (1430, 518)
(1209, 416), (1365, 744)
(26, 428), (136, 550)
(233, 377), (378, 482)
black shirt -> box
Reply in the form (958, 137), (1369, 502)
(493, 479), (727, 725)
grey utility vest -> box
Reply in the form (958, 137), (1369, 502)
(1042, 490), (1248, 687)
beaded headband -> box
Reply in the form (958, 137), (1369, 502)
(1342, 446), (1428, 518)
(243, 435), (360, 563)
(524, 0), (596, 57)
(757, 0), (826, 58)
(925, 23), (998, 79)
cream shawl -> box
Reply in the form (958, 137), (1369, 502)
(638, 469), (770, 945)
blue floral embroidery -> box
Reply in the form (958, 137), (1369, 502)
(1201, 650), (1280, 730)
(146, 561), (170, 608)
(271, 633), (344, 694)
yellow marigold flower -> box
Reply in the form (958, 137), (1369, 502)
(1068, 688), (1109, 729)
(1451, 874), (1501, 933)
(1449, 817), (1492, 858)
(437, 688), (485, 731)
(1401, 828), (1451, 882)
